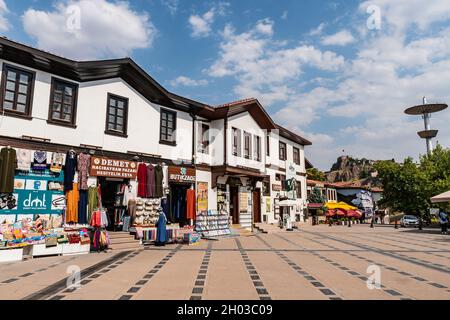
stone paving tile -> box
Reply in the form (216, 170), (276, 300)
(203, 250), (259, 300)
(1, 225), (449, 300)
(132, 249), (203, 300)
(248, 251), (327, 300)
(0, 252), (121, 300)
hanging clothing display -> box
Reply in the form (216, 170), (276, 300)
(78, 190), (88, 224)
(173, 188), (186, 220)
(162, 164), (169, 190)
(66, 183), (80, 223)
(16, 148), (31, 172)
(161, 197), (170, 221)
(137, 163), (148, 198)
(32, 151), (47, 171)
(64, 150), (77, 191)
(154, 165), (164, 198)
(128, 199), (137, 226)
(186, 188), (196, 220)
(0, 147), (17, 193)
(77, 153), (91, 190)
(50, 152), (65, 173)
(87, 186), (99, 222)
(122, 185), (136, 206)
(146, 164), (155, 198)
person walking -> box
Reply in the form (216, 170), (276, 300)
(156, 207), (168, 246)
(438, 210), (448, 235)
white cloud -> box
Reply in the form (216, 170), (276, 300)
(189, 8), (215, 38)
(359, 0), (450, 32)
(281, 11), (288, 20)
(308, 22), (326, 36)
(0, 0), (10, 31)
(22, 0), (156, 60)
(208, 20), (345, 106)
(321, 30), (356, 46)
(161, 0), (179, 16)
(170, 76), (208, 87)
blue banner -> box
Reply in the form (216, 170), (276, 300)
(0, 170), (65, 223)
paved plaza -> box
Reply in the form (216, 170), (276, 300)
(1, 224), (449, 300)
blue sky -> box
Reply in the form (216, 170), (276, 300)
(1, 0), (450, 170)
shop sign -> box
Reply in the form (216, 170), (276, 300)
(272, 184), (281, 191)
(286, 163), (296, 180)
(90, 157), (138, 179)
(197, 182), (208, 212)
(168, 166), (196, 183)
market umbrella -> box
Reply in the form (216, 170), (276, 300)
(326, 208), (347, 217)
(347, 210), (362, 218)
(326, 201), (358, 211)
(431, 190), (450, 203)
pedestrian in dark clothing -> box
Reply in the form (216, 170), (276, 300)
(438, 211), (448, 235)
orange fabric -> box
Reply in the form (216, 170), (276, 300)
(66, 182), (79, 223)
(186, 188), (196, 220)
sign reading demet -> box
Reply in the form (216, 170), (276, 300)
(90, 157), (138, 179)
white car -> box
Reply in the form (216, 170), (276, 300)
(400, 215), (420, 228)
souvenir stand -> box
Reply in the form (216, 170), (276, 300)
(0, 146), (92, 261)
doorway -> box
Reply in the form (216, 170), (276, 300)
(230, 186), (239, 224)
(98, 177), (126, 231)
(252, 189), (261, 224)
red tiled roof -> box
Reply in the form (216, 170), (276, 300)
(216, 98), (257, 108)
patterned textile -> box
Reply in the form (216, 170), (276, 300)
(32, 151), (47, 171)
(17, 149), (31, 171)
(77, 153), (91, 190)
(50, 152), (65, 173)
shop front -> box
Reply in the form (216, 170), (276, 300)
(0, 144), (93, 261)
(211, 165), (266, 230)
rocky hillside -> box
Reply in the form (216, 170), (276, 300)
(326, 156), (380, 186)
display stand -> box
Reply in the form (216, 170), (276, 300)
(0, 247), (25, 262)
(195, 210), (231, 237)
(135, 225), (181, 244)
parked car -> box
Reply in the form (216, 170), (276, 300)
(400, 215), (420, 228)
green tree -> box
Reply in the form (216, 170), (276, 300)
(308, 187), (326, 203)
(307, 168), (326, 181)
(375, 145), (450, 218)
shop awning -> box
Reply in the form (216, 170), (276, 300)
(326, 201), (358, 211)
(211, 165), (268, 188)
(279, 199), (297, 207)
(431, 190), (450, 203)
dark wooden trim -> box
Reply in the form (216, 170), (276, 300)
(279, 141), (287, 161)
(0, 135), (193, 166)
(159, 140), (177, 146)
(293, 146), (300, 165)
(0, 63), (36, 119)
(159, 107), (177, 145)
(265, 164), (286, 173)
(47, 77), (79, 127)
(196, 163), (211, 171)
(104, 93), (129, 138)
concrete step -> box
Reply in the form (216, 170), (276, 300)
(253, 223), (282, 234)
(109, 237), (138, 245)
(109, 241), (142, 251)
(108, 232), (133, 239)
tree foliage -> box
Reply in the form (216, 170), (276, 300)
(307, 168), (326, 181)
(308, 187), (326, 203)
(374, 145), (450, 216)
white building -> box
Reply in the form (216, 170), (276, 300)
(0, 37), (311, 228)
